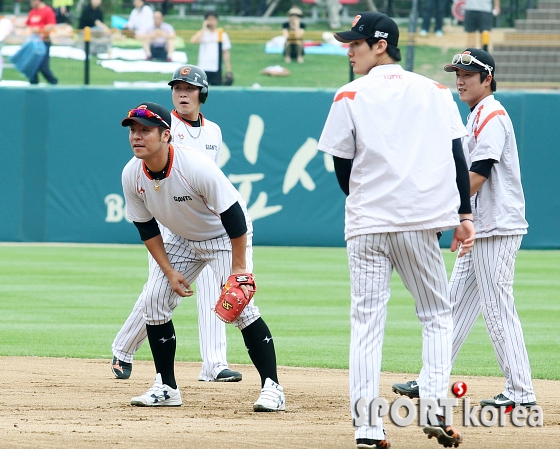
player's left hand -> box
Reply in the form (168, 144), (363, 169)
(451, 218), (475, 257)
(214, 273), (257, 323)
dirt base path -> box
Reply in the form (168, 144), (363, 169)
(1, 357), (558, 448)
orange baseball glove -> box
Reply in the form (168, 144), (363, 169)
(214, 273), (257, 324)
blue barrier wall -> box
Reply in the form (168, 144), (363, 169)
(1, 87), (559, 248)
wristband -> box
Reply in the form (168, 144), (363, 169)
(460, 218), (473, 223)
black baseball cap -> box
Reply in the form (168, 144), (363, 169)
(121, 102), (171, 129)
(444, 48), (496, 75)
(334, 12), (399, 47)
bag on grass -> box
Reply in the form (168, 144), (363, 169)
(10, 35), (47, 79)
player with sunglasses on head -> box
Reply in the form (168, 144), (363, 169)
(393, 48), (537, 411)
(119, 102), (285, 411)
(112, 65), (244, 384)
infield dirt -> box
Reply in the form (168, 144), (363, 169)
(1, 357), (558, 448)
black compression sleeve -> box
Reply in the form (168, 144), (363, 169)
(220, 202), (247, 239)
(133, 217), (161, 241)
(333, 156), (352, 196)
(452, 138), (472, 214)
(470, 159), (496, 179)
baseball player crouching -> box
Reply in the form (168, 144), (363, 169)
(111, 65), (242, 383)
(393, 49), (537, 410)
(120, 102), (285, 411)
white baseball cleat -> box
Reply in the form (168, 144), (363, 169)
(131, 373), (182, 407)
(253, 378), (285, 412)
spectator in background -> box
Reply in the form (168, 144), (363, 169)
(282, 6), (305, 64)
(419, 0), (446, 37)
(26, 0), (58, 84)
(78, 0), (110, 34)
(190, 12), (232, 86)
(464, 0), (500, 47)
(53, 0), (72, 24)
(125, 0), (154, 38)
(325, 0), (342, 29)
(142, 11), (175, 61)
(240, 0), (267, 16)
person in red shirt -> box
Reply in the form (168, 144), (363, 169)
(26, 0), (58, 84)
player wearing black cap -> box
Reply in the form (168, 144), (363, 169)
(112, 66), (242, 384)
(318, 12), (474, 449)
(120, 101), (285, 411)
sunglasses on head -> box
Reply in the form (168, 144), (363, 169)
(452, 54), (493, 73)
(127, 108), (170, 128)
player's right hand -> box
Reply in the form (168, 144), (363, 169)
(166, 270), (194, 297)
(451, 218), (475, 257)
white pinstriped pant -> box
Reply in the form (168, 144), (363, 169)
(450, 234), (536, 403)
(112, 231), (260, 380)
(348, 231), (452, 441)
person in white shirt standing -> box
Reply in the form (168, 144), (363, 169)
(317, 12), (475, 449)
(124, 0), (154, 39)
(190, 11), (232, 86)
(393, 49), (537, 410)
(119, 101), (285, 412)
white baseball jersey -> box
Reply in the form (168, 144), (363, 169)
(171, 111), (222, 163)
(318, 64), (467, 442)
(197, 29), (231, 73)
(463, 95), (528, 237)
(113, 112), (233, 380)
(318, 64), (467, 239)
(123, 144), (240, 241)
(121, 143), (259, 327)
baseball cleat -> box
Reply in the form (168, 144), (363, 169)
(111, 356), (132, 380)
(130, 373), (182, 407)
(356, 430), (391, 448)
(392, 380), (420, 398)
(480, 393), (536, 408)
(423, 414), (463, 447)
(253, 378), (285, 412)
(215, 368), (242, 382)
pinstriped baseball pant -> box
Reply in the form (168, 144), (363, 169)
(112, 231), (260, 380)
(348, 231), (452, 441)
(450, 234), (536, 403)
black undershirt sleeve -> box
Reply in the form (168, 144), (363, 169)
(452, 138), (472, 214)
(470, 159), (496, 179)
(333, 156), (352, 196)
(133, 217), (161, 241)
(220, 202), (247, 239)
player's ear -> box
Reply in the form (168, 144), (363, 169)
(376, 39), (388, 53)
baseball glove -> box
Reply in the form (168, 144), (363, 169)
(214, 273), (257, 324)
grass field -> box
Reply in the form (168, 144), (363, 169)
(0, 244), (558, 380)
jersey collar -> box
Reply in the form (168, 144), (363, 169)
(142, 145), (175, 181)
(172, 109), (205, 127)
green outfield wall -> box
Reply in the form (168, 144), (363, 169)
(1, 87), (558, 248)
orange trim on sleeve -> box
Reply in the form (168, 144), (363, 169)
(474, 110), (506, 140)
(334, 91), (357, 102)
(433, 82), (448, 89)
